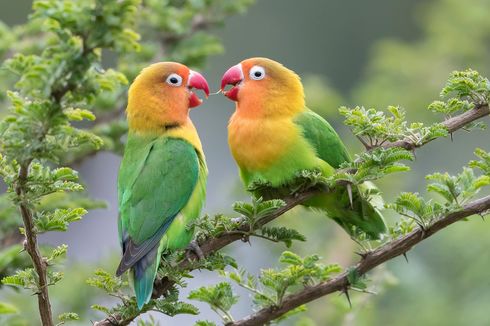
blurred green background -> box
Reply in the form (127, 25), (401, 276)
(1, 0), (490, 325)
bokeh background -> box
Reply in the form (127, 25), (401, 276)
(1, 0), (490, 325)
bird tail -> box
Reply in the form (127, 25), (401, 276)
(132, 245), (160, 310)
(329, 182), (386, 239)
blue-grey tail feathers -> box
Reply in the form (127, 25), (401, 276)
(116, 217), (175, 277)
(133, 245), (160, 310)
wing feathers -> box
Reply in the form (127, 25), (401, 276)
(115, 215), (175, 276)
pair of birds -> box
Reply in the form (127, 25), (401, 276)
(116, 58), (386, 309)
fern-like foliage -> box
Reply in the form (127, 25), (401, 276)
(188, 282), (238, 323)
(260, 226), (306, 248)
(339, 105), (448, 148)
(214, 251), (341, 317)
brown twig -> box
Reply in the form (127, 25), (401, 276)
(228, 195), (490, 326)
(15, 163), (54, 326)
(383, 103), (489, 150)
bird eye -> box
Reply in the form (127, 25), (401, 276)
(249, 66), (265, 80)
(166, 73), (183, 86)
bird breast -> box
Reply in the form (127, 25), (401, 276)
(228, 115), (299, 171)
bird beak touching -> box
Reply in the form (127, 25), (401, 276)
(220, 64), (244, 101)
(188, 70), (210, 108)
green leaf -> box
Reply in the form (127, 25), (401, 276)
(260, 226), (306, 247)
(47, 244), (68, 262)
(87, 269), (127, 294)
(279, 251), (303, 266)
(195, 322), (217, 326)
(35, 208), (87, 233)
(58, 312), (79, 322)
(2, 268), (37, 291)
(90, 304), (111, 315)
(188, 282), (237, 322)
(469, 148), (490, 175)
(347, 268), (367, 290)
(64, 108), (96, 121)
(0, 301), (18, 315)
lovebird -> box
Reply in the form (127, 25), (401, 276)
(116, 62), (209, 309)
(220, 57), (386, 239)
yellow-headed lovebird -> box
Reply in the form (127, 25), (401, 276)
(221, 57), (386, 239)
(116, 62), (209, 309)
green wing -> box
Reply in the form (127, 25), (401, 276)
(294, 109), (351, 168)
(295, 109), (386, 239)
(116, 134), (199, 275)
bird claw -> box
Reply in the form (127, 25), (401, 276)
(187, 240), (205, 261)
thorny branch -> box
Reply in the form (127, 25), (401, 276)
(228, 195), (490, 326)
(12, 47), (96, 326)
(382, 103), (489, 150)
(15, 163), (54, 326)
(94, 103), (490, 325)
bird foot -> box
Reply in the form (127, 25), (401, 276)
(187, 240), (205, 261)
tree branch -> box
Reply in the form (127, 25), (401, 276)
(15, 163), (54, 326)
(10, 36), (98, 326)
(383, 103), (489, 150)
(228, 195), (490, 326)
(94, 99), (490, 326)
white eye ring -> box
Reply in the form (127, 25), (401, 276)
(249, 65), (265, 80)
(166, 73), (183, 86)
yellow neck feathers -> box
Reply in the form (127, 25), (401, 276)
(126, 83), (188, 133)
(125, 65), (203, 155)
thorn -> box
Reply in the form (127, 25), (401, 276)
(402, 252), (409, 263)
(347, 183), (353, 209)
(354, 251), (369, 259)
(241, 235), (251, 244)
(450, 132), (454, 142)
(479, 213), (486, 221)
(187, 240), (205, 261)
(412, 149), (417, 160)
(343, 287), (352, 308)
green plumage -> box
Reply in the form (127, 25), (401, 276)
(295, 110), (386, 238)
(242, 109), (386, 239)
(293, 110), (351, 169)
(117, 132), (207, 309)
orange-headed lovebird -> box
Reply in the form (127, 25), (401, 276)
(221, 57), (385, 239)
(116, 62), (209, 309)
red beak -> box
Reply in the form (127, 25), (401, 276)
(220, 64), (243, 101)
(188, 70), (210, 108)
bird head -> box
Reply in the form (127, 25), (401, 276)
(127, 62), (209, 131)
(220, 57), (304, 117)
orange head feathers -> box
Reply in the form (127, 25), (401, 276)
(127, 62), (209, 132)
(220, 57), (305, 118)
